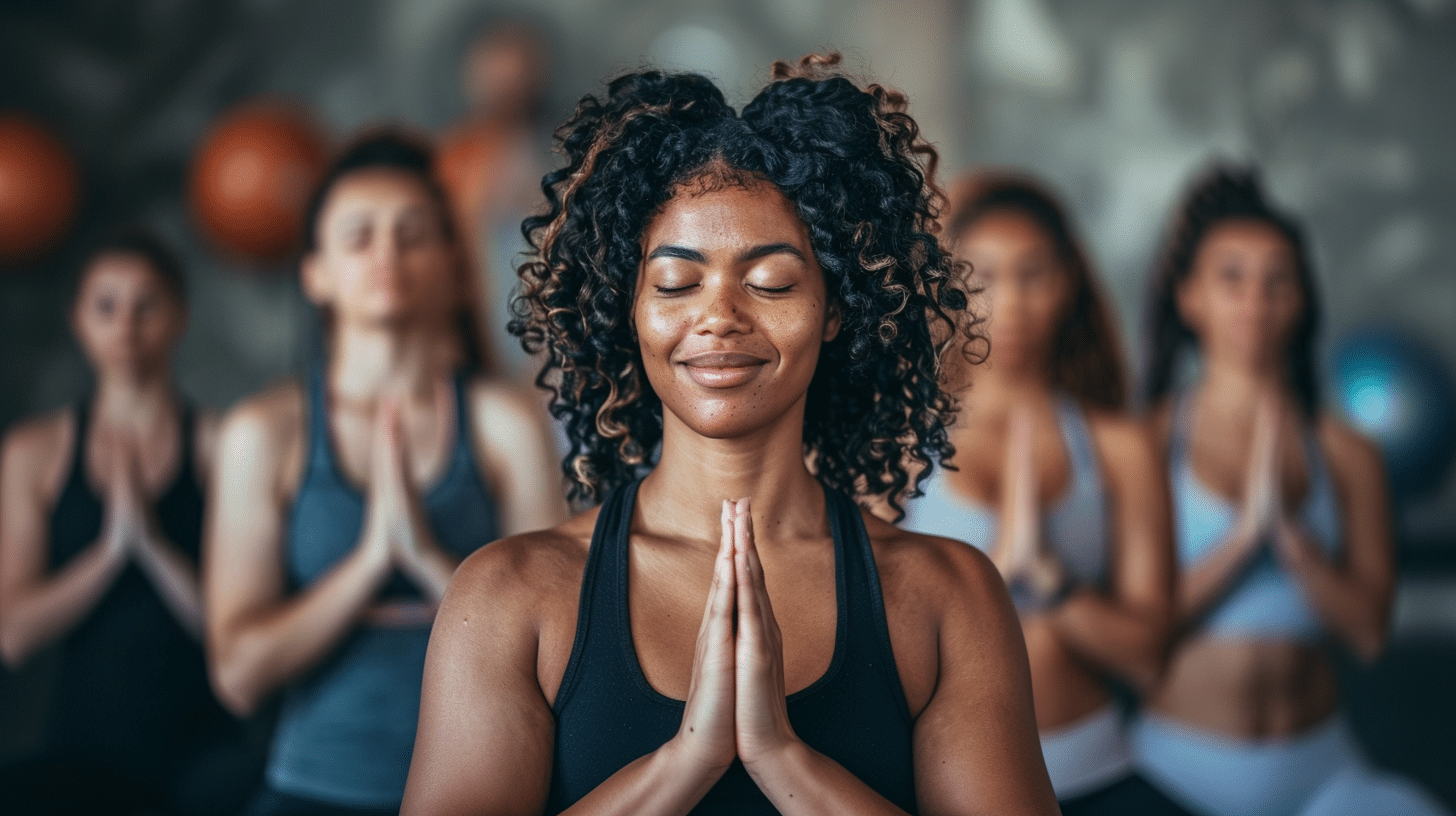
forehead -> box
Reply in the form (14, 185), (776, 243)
(1197, 218), (1294, 262)
(81, 252), (163, 290)
(958, 208), (1051, 251)
(320, 168), (438, 223)
(643, 180), (810, 252)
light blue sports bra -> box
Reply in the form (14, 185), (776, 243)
(902, 395), (1109, 614)
(1169, 394), (1341, 641)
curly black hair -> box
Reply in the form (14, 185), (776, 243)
(511, 54), (976, 515)
(1141, 163), (1321, 415)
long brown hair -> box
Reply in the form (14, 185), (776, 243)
(945, 171), (1126, 410)
(1140, 163), (1320, 416)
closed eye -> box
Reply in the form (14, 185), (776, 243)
(655, 284), (699, 294)
(750, 284), (794, 294)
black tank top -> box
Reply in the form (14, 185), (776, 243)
(43, 400), (222, 779)
(546, 478), (918, 814)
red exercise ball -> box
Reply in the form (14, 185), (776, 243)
(190, 103), (327, 262)
(0, 115), (80, 264)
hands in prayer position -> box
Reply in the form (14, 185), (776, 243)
(674, 497), (800, 785)
(991, 408), (1067, 607)
(359, 386), (457, 623)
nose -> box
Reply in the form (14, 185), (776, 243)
(695, 278), (752, 337)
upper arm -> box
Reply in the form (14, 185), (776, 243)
(403, 538), (561, 816)
(469, 381), (568, 537)
(1319, 418), (1395, 601)
(1090, 414), (1176, 616)
(906, 538), (1057, 815)
(203, 391), (296, 649)
(0, 414), (70, 606)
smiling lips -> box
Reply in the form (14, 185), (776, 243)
(679, 351), (769, 388)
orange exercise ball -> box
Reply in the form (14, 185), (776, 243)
(190, 103), (327, 262)
(0, 115), (80, 265)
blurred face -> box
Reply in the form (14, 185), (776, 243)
(634, 179), (839, 441)
(302, 168), (461, 331)
(464, 30), (544, 115)
(1176, 218), (1303, 372)
(71, 252), (185, 376)
(957, 209), (1071, 372)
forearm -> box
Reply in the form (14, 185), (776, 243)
(747, 741), (907, 816)
(562, 738), (727, 816)
(399, 533), (459, 604)
(1177, 528), (1260, 627)
(133, 533), (203, 639)
(212, 544), (390, 714)
(1047, 593), (1168, 690)
(0, 540), (125, 666)
(1291, 564), (1389, 660)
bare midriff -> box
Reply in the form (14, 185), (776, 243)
(1148, 636), (1340, 738)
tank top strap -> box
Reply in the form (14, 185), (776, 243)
(69, 398), (92, 478)
(173, 399), (196, 481)
(552, 477), (641, 715)
(447, 370), (476, 473)
(1168, 390), (1196, 466)
(823, 485), (912, 722)
(1053, 394), (1099, 481)
(304, 366), (335, 472)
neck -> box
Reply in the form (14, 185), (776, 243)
(957, 355), (1054, 416)
(639, 399), (828, 551)
(328, 320), (460, 401)
(1196, 356), (1289, 417)
(91, 366), (175, 431)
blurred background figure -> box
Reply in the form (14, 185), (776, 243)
(0, 230), (259, 815)
(203, 131), (564, 816)
(1133, 164), (1448, 816)
(436, 18), (553, 385)
(900, 172), (1188, 815)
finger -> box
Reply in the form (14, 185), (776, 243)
(734, 499), (768, 632)
(703, 500), (736, 624)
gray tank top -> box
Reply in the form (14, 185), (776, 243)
(902, 395), (1110, 613)
(266, 369), (499, 808)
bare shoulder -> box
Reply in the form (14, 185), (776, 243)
(213, 380), (306, 498)
(861, 510), (1005, 613)
(1316, 413), (1386, 488)
(217, 380), (304, 449)
(1, 408), (73, 499)
(448, 506), (599, 613)
(465, 377), (548, 434)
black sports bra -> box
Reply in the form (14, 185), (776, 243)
(545, 478), (918, 814)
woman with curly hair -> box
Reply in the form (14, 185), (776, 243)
(1130, 164), (1448, 815)
(402, 56), (1057, 815)
(900, 172), (1187, 816)
(204, 130), (565, 815)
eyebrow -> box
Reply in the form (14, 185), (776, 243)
(645, 243), (807, 264)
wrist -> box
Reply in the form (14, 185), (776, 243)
(742, 737), (810, 790)
(660, 732), (733, 786)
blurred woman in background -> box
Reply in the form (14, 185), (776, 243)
(0, 229), (254, 815)
(900, 172), (1188, 815)
(204, 130), (564, 816)
(1132, 164), (1448, 816)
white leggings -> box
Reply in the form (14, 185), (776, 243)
(1040, 704), (1134, 799)
(1131, 713), (1448, 816)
